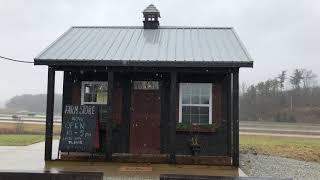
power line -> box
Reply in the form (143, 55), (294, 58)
(0, 55), (34, 64)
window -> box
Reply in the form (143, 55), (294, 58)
(81, 81), (108, 105)
(179, 83), (212, 125)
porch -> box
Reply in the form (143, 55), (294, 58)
(0, 140), (244, 178)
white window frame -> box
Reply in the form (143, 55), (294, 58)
(178, 83), (212, 124)
(81, 81), (108, 105)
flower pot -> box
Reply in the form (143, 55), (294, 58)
(190, 144), (201, 156)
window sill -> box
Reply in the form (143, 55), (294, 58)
(176, 126), (216, 133)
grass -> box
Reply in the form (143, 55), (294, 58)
(240, 135), (320, 163)
(0, 134), (45, 146)
(0, 122), (61, 146)
(0, 122), (61, 135)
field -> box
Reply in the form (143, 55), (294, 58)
(240, 135), (320, 163)
(0, 134), (45, 146)
(0, 122), (61, 135)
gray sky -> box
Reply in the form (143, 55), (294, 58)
(0, 0), (320, 104)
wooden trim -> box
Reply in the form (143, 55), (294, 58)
(35, 59), (254, 68)
(169, 72), (177, 162)
(60, 153), (231, 165)
(225, 72), (232, 158)
(45, 67), (55, 161)
(232, 68), (239, 167)
(105, 71), (114, 160)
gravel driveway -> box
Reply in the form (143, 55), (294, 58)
(240, 154), (320, 180)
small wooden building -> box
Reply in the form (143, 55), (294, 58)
(34, 4), (253, 166)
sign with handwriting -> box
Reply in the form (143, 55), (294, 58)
(59, 105), (97, 152)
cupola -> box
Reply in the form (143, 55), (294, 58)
(142, 4), (160, 29)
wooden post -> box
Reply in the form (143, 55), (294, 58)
(169, 72), (177, 163)
(232, 69), (239, 167)
(45, 67), (55, 161)
(225, 72), (232, 158)
(105, 71), (114, 160)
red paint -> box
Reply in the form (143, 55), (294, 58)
(130, 89), (161, 154)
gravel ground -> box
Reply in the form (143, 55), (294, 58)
(240, 154), (320, 180)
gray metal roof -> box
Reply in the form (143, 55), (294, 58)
(143, 4), (160, 14)
(35, 26), (253, 67)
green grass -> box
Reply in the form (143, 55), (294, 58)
(240, 135), (320, 162)
(240, 135), (320, 146)
(0, 134), (45, 146)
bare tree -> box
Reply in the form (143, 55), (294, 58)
(301, 69), (317, 88)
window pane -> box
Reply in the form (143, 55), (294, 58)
(191, 95), (200, 104)
(199, 107), (209, 114)
(182, 85), (191, 95)
(85, 84), (94, 94)
(200, 85), (210, 96)
(97, 92), (108, 103)
(97, 83), (108, 92)
(182, 94), (191, 104)
(182, 106), (190, 114)
(190, 106), (199, 114)
(182, 115), (190, 124)
(200, 96), (210, 104)
(84, 94), (92, 102)
(91, 94), (97, 102)
(191, 115), (199, 124)
(199, 115), (209, 124)
(191, 86), (200, 95)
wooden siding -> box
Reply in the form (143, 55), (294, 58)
(61, 70), (231, 158)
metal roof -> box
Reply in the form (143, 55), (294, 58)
(143, 4), (160, 14)
(35, 26), (253, 67)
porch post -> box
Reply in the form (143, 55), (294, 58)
(169, 71), (177, 163)
(232, 68), (239, 166)
(225, 72), (232, 158)
(105, 71), (114, 160)
(45, 67), (55, 161)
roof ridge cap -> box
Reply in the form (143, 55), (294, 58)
(71, 26), (234, 29)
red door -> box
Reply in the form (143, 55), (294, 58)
(129, 88), (161, 154)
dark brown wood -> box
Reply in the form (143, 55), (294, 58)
(62, 72), (73, 116)
(45, 67), (55, 161)
(213, 84), (222, 128)
(35, 58), (253, 68)
(53, 66), (236, 74)
(225, 72), (232, 157)
(129, 89), (161, 154)
(121, 78), (131, 153)
(160, 78), (170, 154)
(169, 72), (177, 163)
(105, 71), (114, 160)
(232, 68), (239, 167)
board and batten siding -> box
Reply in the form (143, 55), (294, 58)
(62, 71), (227, 156)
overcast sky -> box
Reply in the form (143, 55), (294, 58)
(0, 0), (319, 105)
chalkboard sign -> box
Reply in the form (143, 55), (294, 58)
(59, 105), (98, 152)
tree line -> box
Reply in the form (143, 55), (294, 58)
(5, 94), (62, 115)
(240, 69), (320, 123)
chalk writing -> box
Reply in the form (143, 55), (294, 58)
(59, 105), (97, 152)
